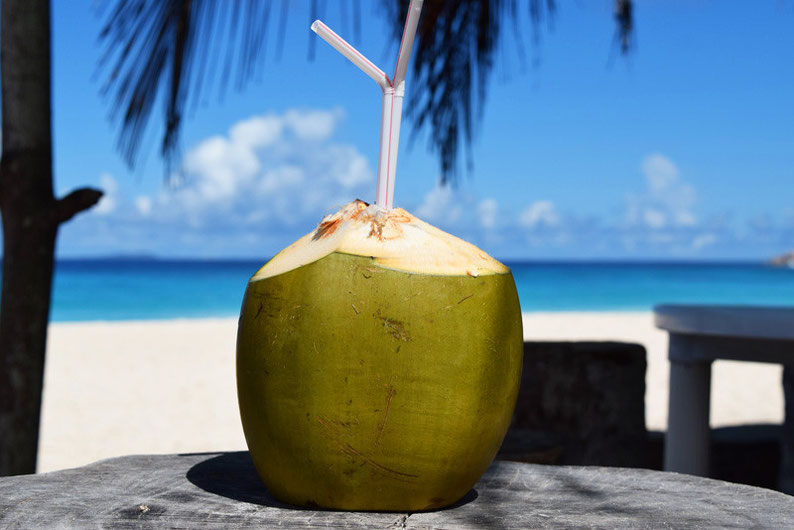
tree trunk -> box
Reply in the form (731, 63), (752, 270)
(0, 0), (101, 476)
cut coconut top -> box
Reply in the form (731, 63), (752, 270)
(251, 200), (509, 281)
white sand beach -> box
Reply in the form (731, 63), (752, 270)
(37, 313), (784, 473)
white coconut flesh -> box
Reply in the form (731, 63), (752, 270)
(251, 200), (509, 281)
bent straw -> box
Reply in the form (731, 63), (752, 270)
(311, 0), (424, 210)
(385, 0), (423, 209)
(310, 21), (390, 90)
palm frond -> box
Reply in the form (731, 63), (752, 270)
(98, 0), (270, 173)
(615, 0), (634, 54)
(99, 0), (633, 184)
(387, 0), (632, 183)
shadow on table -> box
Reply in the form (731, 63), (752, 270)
(186, 452), (297, 509)
(185, 451), (478, 511)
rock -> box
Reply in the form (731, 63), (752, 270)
(770, 251), (794, 267)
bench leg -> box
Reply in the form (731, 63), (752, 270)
(664, 360), (711, 476)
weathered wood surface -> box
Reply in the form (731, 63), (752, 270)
(1, 452), (793, 528)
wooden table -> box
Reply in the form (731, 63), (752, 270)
(2, 452), (793, 528)
(654, 304), (794, 477)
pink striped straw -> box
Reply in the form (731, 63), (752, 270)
(310, 21), (390, 90)
(311, 0), (424, 210)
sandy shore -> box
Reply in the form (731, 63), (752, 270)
(37, 313), (783, 473)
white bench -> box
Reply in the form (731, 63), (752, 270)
(654, 304), (794, 479)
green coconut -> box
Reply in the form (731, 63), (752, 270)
(237, 199), (523, 511)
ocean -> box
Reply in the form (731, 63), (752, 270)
(49, 259), (794, 322)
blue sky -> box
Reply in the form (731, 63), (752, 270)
(51, 1), (794, 260)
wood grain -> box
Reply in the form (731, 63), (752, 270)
(1, 452), (793, 528)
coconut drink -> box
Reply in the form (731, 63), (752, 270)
(236, 2), (523, 511)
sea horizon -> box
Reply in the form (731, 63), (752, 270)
(52, 254), (772, 265)
(31, 257), (793, 323)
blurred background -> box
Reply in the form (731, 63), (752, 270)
(47, 0), (794, 319)
(56, 1), (794, 263)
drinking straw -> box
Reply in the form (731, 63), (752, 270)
(310, 21), (390, 90)
(386, 0), (423, 209)
(312, 0), (424, 210)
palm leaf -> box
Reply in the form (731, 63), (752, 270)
(98, 0), (271, 171)
(99, 0), (632, 182)
(388, 0), (631, 182)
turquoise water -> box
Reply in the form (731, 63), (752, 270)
(49, 259), (794, 322)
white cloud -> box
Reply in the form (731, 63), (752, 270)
(229, 115), (284, 148)
(325, 146), (370, 188)
(93, 173), (118, 215)
(258, 165), (304, 195)
(519, 200), (559, 229)
(627, 153), (697, 230)
(135, 196), (153, 216)
(181, 136), (260, 202)
(71, 108), (373, 257)
(152, 108), (370, 230)
(416, 185), (463, 225)
(692, 233), (717, 250)
(477, 198), (498, 229)
(65, 146), (765, 259)
(643, 209), (666, 229)
(284, 108), (343, 141)
(676, 211), (696, 226)
(642, 154), (679, 193)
